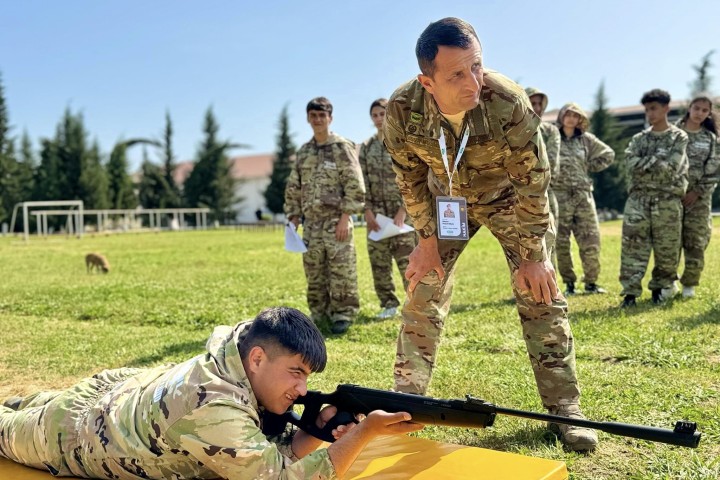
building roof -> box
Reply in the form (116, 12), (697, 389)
(172, 153), (274, 186)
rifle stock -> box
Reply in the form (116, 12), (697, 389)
(267, 384), (700, 449)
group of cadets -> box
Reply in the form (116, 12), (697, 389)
(284, 89), (719, 334)
(527, 88), (719, 306)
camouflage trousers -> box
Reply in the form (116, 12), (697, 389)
(0, 368), (141, 477)
(547, 188), (559, 269)
(680, 195), (714, 287)
(303, 217), (360, 323)
(620, 193), (682, 297)
(367, 229), (416, 308)
(554, 189), (601, 284)
(394, 197), (580, 408)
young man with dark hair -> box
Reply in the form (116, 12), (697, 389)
(383, 17), (597, 451)
(359, 97), (416, 319)
(620, 89), (689, 307)
(285, 97), (366, 334)
(0, 307), (421, 479)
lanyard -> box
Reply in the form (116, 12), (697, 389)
(438, 126), (470, 195)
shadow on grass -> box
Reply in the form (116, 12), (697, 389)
(669, 301), (720, 330)
(454, 424), (569, 452)
(127, 340), (206, 367)
(565, 296), (680, 323)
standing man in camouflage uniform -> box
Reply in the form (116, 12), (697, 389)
(0, 307), (422, 479)
(525, 87), (561, 267)
(383, 17), (597, 451)
(676, 95), (720, 298)
(360, 98), (417, 319)
(285, 97), (366, 334)
(620, 89), (689, 307)
(553, 103), (615, 295)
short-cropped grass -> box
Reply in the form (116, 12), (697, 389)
(1, 219), (718, 479)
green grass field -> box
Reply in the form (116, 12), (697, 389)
(1, 221), (718, 479)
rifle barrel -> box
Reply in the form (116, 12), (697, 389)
(494, 406), (701, 448)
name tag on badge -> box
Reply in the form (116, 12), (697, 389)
(436, 196), (469, 240)
(323, 161), (337, 170)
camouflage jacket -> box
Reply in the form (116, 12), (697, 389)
(677, 120), (720, 196)
(76, 323), (336, 479)
(539, 122), (561, 181)
(284, 133), (365, 223)
(383, 71), (551, 262)
(359, 133), (405, 216)
(552, 131), (614, 192)
(625, 125), (689, 198)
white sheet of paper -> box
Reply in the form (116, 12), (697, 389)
(368, 214), (414, 242)
(284, 223), (307, 253)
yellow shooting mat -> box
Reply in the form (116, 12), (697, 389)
(0, 434), (568, 479)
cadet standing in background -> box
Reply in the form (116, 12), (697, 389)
(359, 98), (417, 319)
(284, 97), (366, 334)
(553, 103), (615, 295)
(676, 95), (720, 298)
(620, 89), (689, 307)
(384, 17), (597, 451)
(525, 87), (561, 267)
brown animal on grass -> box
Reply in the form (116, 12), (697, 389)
(85, 253), (110, 274)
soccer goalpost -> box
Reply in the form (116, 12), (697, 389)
(10, 200), (84, 242)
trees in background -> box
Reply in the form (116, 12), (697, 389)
(184, 107), (247, 223)
(264, 105), (296, 218)
(590, 81), (630, 212)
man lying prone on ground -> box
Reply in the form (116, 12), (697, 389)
(0, 307), (421, 479)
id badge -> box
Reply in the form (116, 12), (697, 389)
(436, 196), (469, 240)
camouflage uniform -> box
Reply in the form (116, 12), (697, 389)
(620, 125), (689, 297)
(285, 133), (365, 325)
(383, 72), (580, 409)
(525, 88), (560, 268)
(359, 133), (416, 308)
(553, 103), (615, 286)
(524, 87), (561, 233)
(0, 323), (337, 479)
(677, 120), (720, 287)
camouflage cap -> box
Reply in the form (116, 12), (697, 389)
(557, 102), (589, 132)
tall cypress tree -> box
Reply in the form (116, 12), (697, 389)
(79, 139), (109, 209)
(590, 81), (629, 212)
(184, 107), (245, 223)
(138, 146), (172, 209)
(18, 131), (36, 205)
(0, 71), (13, 223)
(264, 105), (296, 217)
(689, 50), (715, 98)
(161, 111), (182, 208)
(34, 138), (62, 202)
(107, 141), (139, 209)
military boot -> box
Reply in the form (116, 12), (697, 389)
(621, 295), (636, 308)
(651, 289), (663, 304)
(584, 283), (607, 294)
(2, 396), (24, 410)
(564, 282), (576, 296)
(548, 404), (598, 452)
(330, 320), (351, 335)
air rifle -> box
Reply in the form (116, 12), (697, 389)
(264, 384), (700, 448)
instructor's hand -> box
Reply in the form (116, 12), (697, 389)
(405, 235), (444, 293)
(514, 259), (559, 305)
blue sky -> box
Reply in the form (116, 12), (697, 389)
(1, 1), (718, 171)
